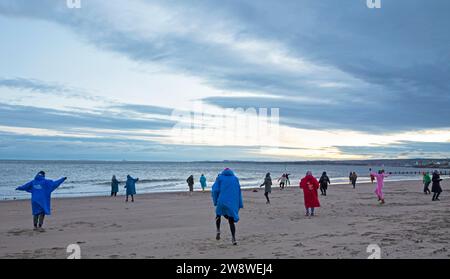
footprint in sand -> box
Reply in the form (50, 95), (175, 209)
(7, 229), (36, 237)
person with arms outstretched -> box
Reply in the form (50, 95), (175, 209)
(370, 168), (390, 204)
(15, 171), (67, 231)
(124, 175), (139, 202)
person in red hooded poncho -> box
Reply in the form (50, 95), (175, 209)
(299, 171), (321, 216)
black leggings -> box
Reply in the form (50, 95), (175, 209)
(432, 192), (441, 200)
(423, 183), (431, 194)
(111, 191), (117, 197)
(216, 215), (236, 239)
(33, 213), (45, 227)
(264, 192), (270, 203)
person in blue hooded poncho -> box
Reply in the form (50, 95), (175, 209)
(211, 168), (243, 245)
(124, 175), (139, 202)
(15, 171), (67, 230)
(199, 174), (207, 192)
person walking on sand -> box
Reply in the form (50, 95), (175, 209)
(370, 173), (375, 184)
(124, 175), (139, 202)
(423, 172), (432, 195)
(431, 170), (443, 201)
(319, 172), (331, 196)
(370, 169), (390, 204)
(278, 174), (287, 190)
(260, 173), (272, 204)
(299, 171), (320, 217)
(351, 172), (358, 189)
(111, 175), (120, 197)
(187, 175), (194, 196)
(211, 168), (243, 245)
(15, 171), (67, 231)
(349, 172), (353, 184)
(285, 173), (291, 187)
(199, 174), (207, 192)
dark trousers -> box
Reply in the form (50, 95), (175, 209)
(216, 215), (236, 240)
(432, 192), (441, 201)
(33, 213), (45, 228)
(423, 182), (431, 194)
(264, 192), (270, 203)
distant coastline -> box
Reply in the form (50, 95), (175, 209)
(1, 158), (449, 168)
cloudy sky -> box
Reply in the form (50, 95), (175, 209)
(0, 0), (449, 161)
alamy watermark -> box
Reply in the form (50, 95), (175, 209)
(367, 244), (381, 259)
(66, 0), (81, 9)
(170, 107), (280, 149)
(67, 244), (81, 259)
(367, 0), (381, 9)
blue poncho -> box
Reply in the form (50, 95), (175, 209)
(125, 175), (138, 195)
(200, 175), (207, 188)
(211, 169), (244, 222)
(16, 174), (66, 215)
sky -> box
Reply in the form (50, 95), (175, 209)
(0, 0), (449, 161)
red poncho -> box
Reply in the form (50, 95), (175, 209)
(299, 175), (321, 208)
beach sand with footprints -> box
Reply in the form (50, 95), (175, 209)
(0, 179), (448, 259)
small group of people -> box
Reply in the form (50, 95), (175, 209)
(259, 171), (322, 216)
(186, 174), (208, 195)
(349, 172), (358, 189)
(277, 173), (290, 190)
(110, 175), (139, 202)
(422, 171), (443, 201)
(14, 166), (445, 246)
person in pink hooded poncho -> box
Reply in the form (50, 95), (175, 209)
(370, 168), (390, 204)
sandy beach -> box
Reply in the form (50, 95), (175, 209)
(0, 179), (448, 259)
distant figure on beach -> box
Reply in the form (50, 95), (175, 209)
(199, 174), (207, 192)
(319, 172), (331, 196)
(370, 169), (390, 204)
(431, 170), (443, 201)
(15, 171), (67, 231)
(211, 168), (243, 245)
(111, 175), (120, 197)
(422, 172), (432, 195)
(285, 173), (291, 187)
(278, 174), (287, 190)
(187, 175), (194, 196)
(124, 175), (139, 202)
(299, 171), (320, 217)
(349, 172), (353, 184)
(370, 173), (375, 184)
(350, 172), (358, 189)
(260, 173), (272, 204)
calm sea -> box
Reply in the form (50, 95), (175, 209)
(0, 160), (437, 200)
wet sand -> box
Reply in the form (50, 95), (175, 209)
(0, 179), (448, 259)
